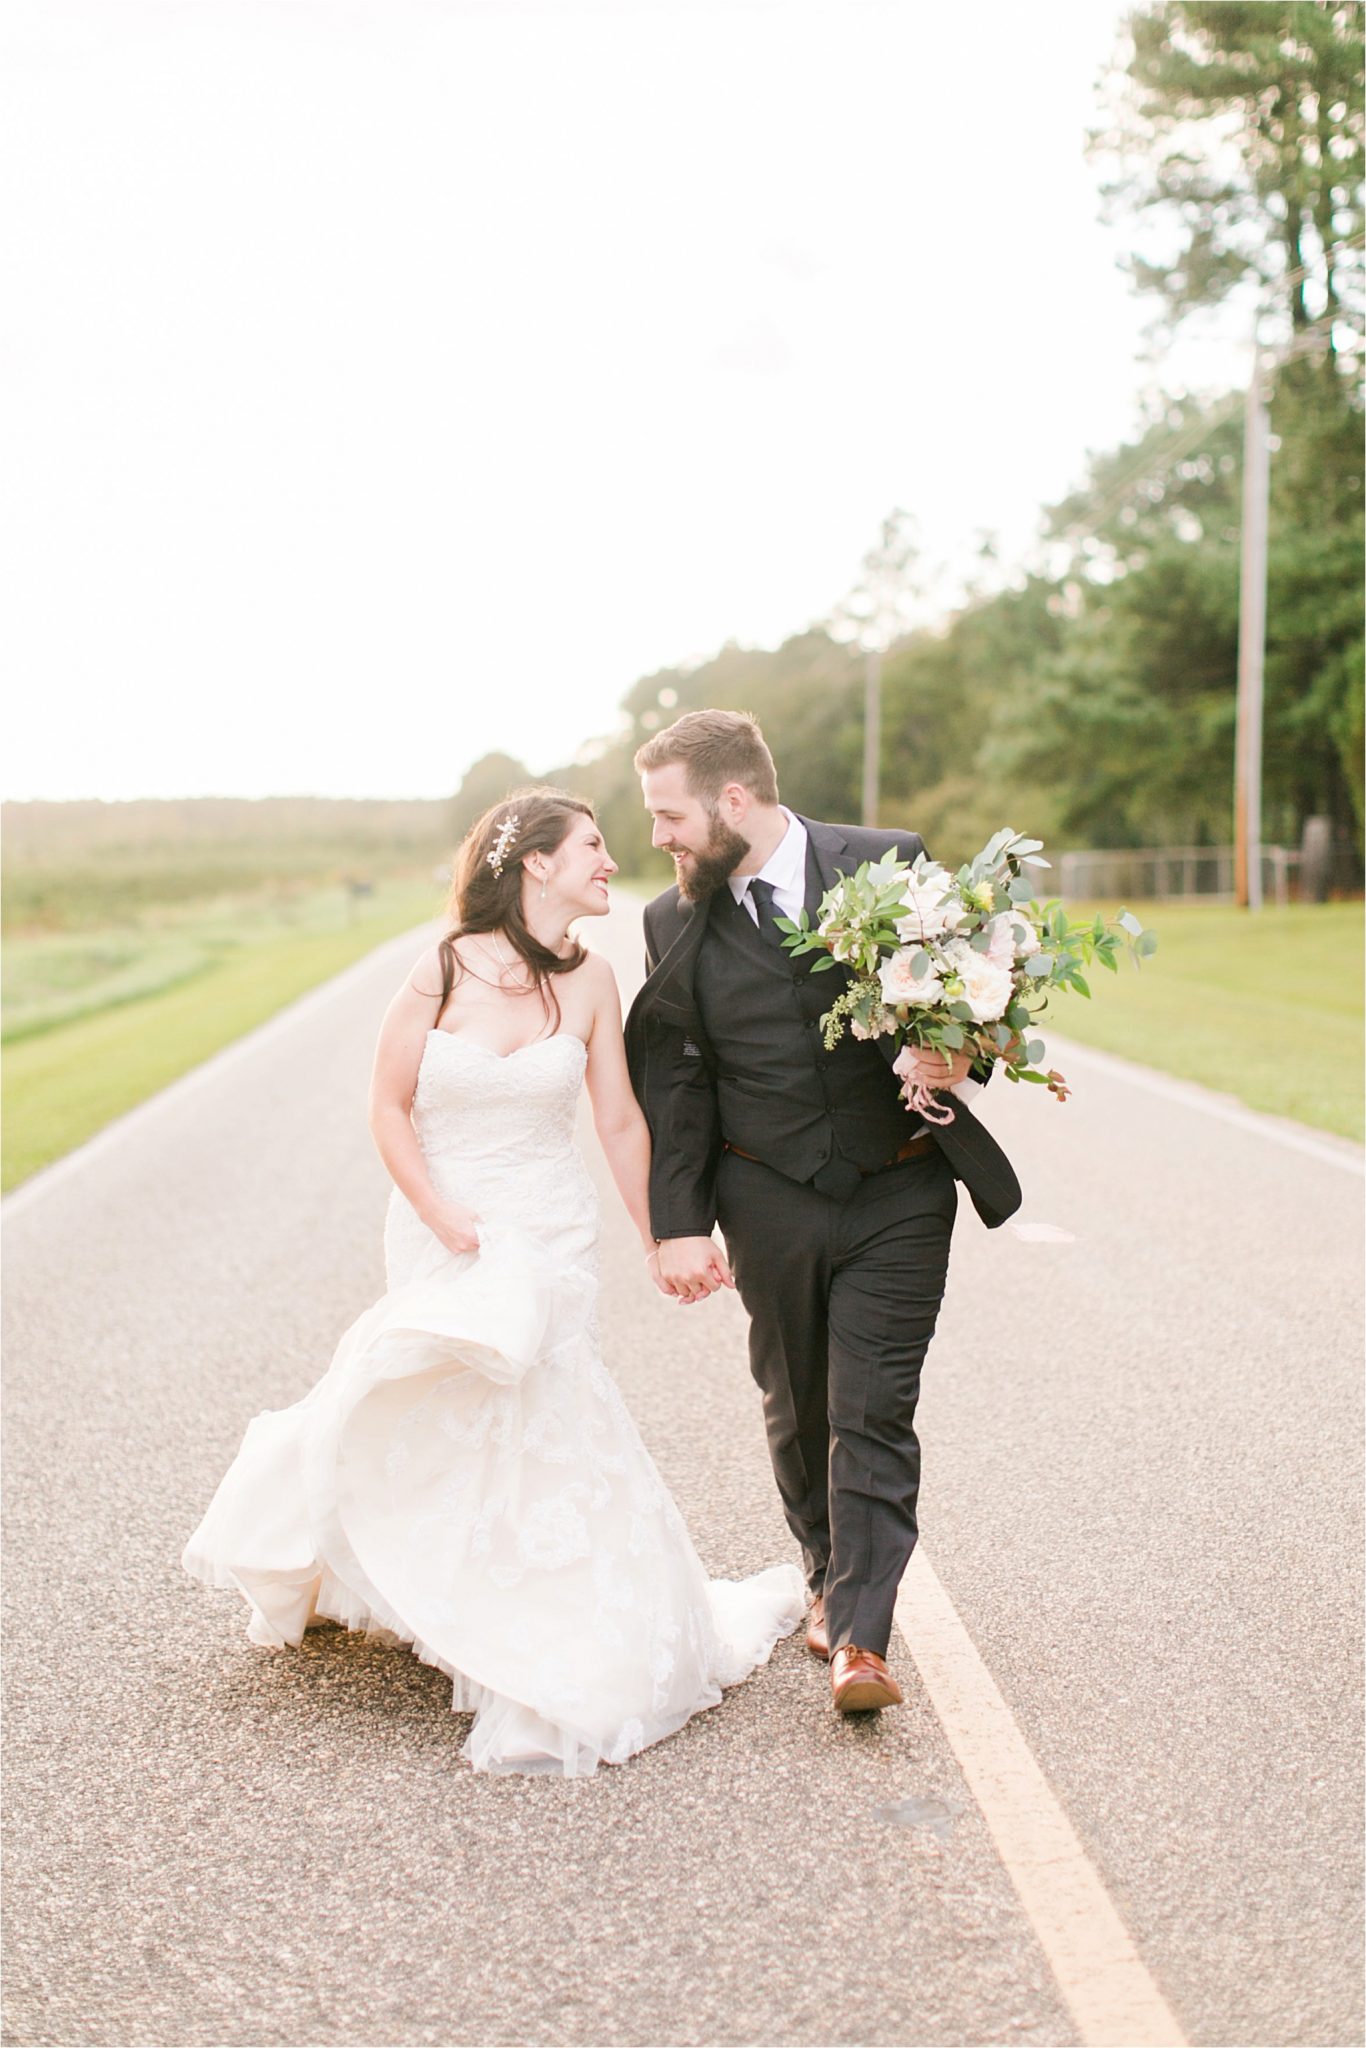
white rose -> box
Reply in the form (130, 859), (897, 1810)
(941, 937), (1013, 1023)
(894, 868), (969, 944)
(879, 946), (944, 1007)
(985, 912), (1040, 964)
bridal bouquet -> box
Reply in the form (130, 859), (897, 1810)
(777, 829), (1155, 1124)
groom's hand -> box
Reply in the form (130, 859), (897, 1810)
(897, 1045), (973, 1092)
(657, 1236), (735, 1305)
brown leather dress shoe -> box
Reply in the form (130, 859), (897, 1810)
(805, 1595), (829, 1660)
(830, 1645), (904, 1713)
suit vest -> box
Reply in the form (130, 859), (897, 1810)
(692, 843), (909, 1187)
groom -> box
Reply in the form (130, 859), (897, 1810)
(625, 709), (1021, 1713)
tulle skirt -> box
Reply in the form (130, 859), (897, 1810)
(183, 1226), (805, 1774)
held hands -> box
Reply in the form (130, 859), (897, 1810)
(641, 1243), (674, 1299)
(421, 1198), (482, 1258)
(652, 1235), (736, 1306)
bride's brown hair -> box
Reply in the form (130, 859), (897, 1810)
(433, 787), (597, 1029)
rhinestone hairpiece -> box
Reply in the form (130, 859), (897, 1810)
(486, 812), (520, 878)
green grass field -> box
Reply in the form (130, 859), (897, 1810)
(4, 878), (442, 1043)
(3, 876), (443, 1191)
(1035, 899), (1363, 1142)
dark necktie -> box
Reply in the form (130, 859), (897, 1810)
(747, 877), (788, 951)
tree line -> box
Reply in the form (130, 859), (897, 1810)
(458, 2), (1364, 882)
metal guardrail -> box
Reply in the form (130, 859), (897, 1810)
(1056, 845), (1301, 905)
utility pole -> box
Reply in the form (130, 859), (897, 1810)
(832, 508), (919, 830)
(1234, 347), (1270, 910)
(861, 646), (882, 827)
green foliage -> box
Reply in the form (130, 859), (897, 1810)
(1263, 360), (1366, 834)
(781, 838), (1151, 1102)
(985, 404), (1246, 844)
(877, 579), (1072, 863)
(1097, 2), (1364, 358)
(548, 631), (865, 879)
(448, 752), (535, 844)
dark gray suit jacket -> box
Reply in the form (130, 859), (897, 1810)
(624, 815), (1023, 1234)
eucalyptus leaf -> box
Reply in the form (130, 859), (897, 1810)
(1117, 910), (1142, 937)
(1026, 1038), (1045, 1061)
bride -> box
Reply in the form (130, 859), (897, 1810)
(182, 786), (805, 1775)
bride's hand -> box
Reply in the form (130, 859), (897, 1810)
(642, 1241), (676, 1299)
(420, 1199), (482, 1257)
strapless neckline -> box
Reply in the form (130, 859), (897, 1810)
(425, 1031), (587, 1063)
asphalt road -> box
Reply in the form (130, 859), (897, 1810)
(3, 897), (1362, 2048)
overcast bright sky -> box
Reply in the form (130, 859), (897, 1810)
(3, 0), (1247, 803)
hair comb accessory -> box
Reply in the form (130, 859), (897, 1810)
(486, 813), (520, 877)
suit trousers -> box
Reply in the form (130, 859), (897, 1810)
(715, 1144), (957, 1659)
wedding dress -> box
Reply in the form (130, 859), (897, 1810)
(182, 1028), (805, 1775)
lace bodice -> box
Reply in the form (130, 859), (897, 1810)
(385, 1030), (597, 1289)
(413, 1031), (587, 1165)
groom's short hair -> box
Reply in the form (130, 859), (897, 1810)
(634, 708), (779, 805)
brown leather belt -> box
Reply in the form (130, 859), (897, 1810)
(724, 1133), (936, 1175)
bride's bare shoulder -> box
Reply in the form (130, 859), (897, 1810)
(572, 950), (627, 1028)
(407, 941), (450, 998)
(573, 947), (619, 991)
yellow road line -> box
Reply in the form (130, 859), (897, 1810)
(895, 1548), (1187, 2048)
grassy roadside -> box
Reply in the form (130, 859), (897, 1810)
(2, 878), (442, 1192)
(3, 885), (1360, 1195)
(1035, 900), (1363, 1142)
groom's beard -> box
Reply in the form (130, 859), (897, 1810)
(672, 817), (751, 902)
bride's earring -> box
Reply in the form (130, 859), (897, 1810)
(540, 877), (548, 902)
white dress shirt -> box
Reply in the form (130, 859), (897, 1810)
(728, 806), (810, 925)
(729, 806), (983, 1126)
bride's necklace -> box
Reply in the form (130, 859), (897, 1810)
(491, 925), (570, 976)
(488, 929), (540, 992)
